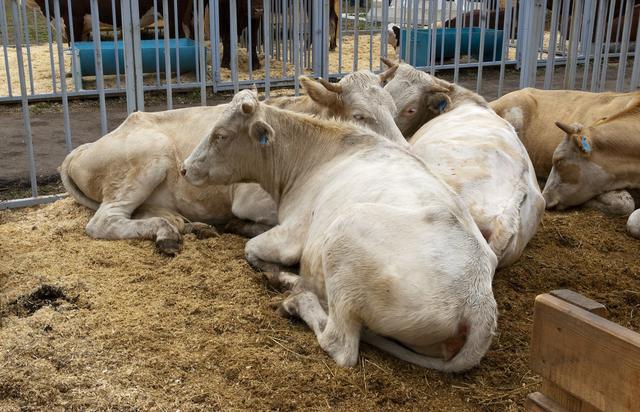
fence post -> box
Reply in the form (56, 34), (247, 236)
(90, 0), (108, 136)
(321, 0), (330, 79)
(121, 0), (137, 114)
(563, 0), (582, 89)
(9, 0), (37, 198)
(312, 0), (323, 76)
(130, 0), (145, 111)
(615, 0), (635, 92)
(518, 0), (546, 88)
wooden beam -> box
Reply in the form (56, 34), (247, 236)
(529, 294), (640, 411)
(526, 392), (569, 412)
(549, 289), (608, 317)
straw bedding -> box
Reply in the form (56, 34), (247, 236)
(1, 198), (638, 410)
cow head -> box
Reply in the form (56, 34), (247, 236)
(251, 0), (264, 18)
(181, 88), (268, 186)
(299, 68), (406, 144)
(381, 59), (453, 138)
(543, 121), (613, 210)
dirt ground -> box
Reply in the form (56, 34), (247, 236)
(1, 198), (639, 411)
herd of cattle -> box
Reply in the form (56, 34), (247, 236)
(57, 59), (640, 372)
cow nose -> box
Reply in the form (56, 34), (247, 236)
(180, 168), (187, 176)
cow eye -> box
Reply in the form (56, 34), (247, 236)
(405, 108), (417, 116)
(353, 114), (365, 121)
(213, 133), (226, 143)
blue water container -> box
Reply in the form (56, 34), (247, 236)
(75, 38), (201, 76)
(399, 28), (504, 66)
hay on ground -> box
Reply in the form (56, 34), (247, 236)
(1, 198), (639, 410)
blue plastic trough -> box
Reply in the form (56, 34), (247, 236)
(75, 38), (201, 76)
(399, 28), (504, 67)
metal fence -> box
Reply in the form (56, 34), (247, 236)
(1, 0), (639, 209)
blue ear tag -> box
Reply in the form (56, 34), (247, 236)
(259, 133), (269, 145)
(581, 135), (591, 153)
(438, 99), (447, 114)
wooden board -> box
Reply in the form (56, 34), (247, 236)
(529, 294), (640, 411)
(549, 289), (608, 318)
(526, 392), (570, 412)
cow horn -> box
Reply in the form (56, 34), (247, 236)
(379, 64), (399, 82)
(429, 84), (450, 93)
(318, 78), (343, 94)
(380, 57), (399, 69)
(555, 121), (577, 135)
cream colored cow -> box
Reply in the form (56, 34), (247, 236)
(60, 105), (276, 255)
(491, 87), (640, 217)
(60, 69), (401, 255)
(544, 102), (640, 238)
(382, 61), (544, 267)
(182, 89), (498, 372)
(490, 87), (640, 177)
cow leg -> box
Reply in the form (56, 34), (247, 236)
(220, 34), (231, 68)
(84, 160), (185, 255)
(244, 223), (304, 272)
(72, 14), (84, 45)
(134, 204), (219, 239)
(87, 203), (183, 255)
(184, 222), (220, 239)
(281, 290), (361, 367)
(264, 270), (300, 290)
(136, 206), (219, 239)
(250, 18), (261, 69)
(585, 190), (635, 216)
(224, 218), (272, 238)
(329, 13), (337, 51)
(326, 0), (339, 51)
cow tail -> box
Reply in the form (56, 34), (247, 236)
(59, 145), (100, 210)
(361, 275), (497, 372)
(488, 173), (529, 264)
(361, 301), (496, 372)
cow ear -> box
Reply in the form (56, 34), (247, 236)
(427, 93), (451, 115)
(249, 120), (275, 146)
(573, 133), (593, 155)
(300, 76), (341, 108)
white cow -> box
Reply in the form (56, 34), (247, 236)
(60, 69), (401, 254)
(60, 105), (277, 255)
(182, 89), (498, 372)
(382, 60), (545, 267)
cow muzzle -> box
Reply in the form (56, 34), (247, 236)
(180, 162), (208, 187)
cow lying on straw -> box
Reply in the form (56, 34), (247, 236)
(60, 68), (400, 255)
(382, 59), (544, 268)
(181, 89), (498, 372)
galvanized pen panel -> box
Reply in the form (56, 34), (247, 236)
(1, 0), (640, 210)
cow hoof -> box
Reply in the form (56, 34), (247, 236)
(278, 295), (299, 318)
(156, 238), (182, 256)
(192, 225), (219, 240)
(263, 271), (277, 287)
